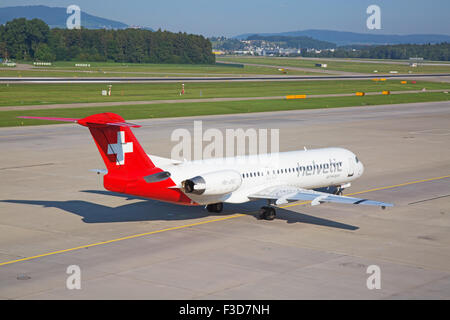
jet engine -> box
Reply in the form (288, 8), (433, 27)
(182, 170), (242, 196)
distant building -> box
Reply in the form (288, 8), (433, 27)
(279, 48), (301, 56)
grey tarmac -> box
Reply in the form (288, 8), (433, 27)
(0, 101), (449, 299)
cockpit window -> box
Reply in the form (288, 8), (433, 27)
(355, 156), (359, 163)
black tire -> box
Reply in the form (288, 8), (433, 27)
(259, 206), (276, 220)
(259, 207), (268, 220)
(207, 203), (223, 213)
(266, 207), (276, 220)
(214, 203), (223, 213)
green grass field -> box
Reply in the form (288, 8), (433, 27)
(0, 62), (316, 77)
(218, 56), (450, 74)
(3, 92), (449, 128)
(0, 80), (448, 107)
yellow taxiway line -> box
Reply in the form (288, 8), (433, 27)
(0, 174), (449, 267)
(0, 214), (245, 267)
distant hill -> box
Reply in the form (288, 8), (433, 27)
(235, 29), (450, 46)
(0, 5), (133, 29)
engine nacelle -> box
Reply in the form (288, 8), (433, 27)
(182, 170), (242, 196)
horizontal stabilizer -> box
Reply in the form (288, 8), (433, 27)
(18, 116), (79, 122)
(18, 114), (141, 128)
(106, 122), (141, 128)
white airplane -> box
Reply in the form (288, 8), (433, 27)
(19, 113), (393, 220)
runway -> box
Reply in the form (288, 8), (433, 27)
(0, 101), (449, 299)
(1, 73), (450, 84)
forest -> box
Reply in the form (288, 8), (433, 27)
(0, 18), (216, 64)
(304, 43), (450, 61)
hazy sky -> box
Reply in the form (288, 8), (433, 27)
(1, 0), (449, 37)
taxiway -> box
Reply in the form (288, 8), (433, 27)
(0, 101), (449, 299)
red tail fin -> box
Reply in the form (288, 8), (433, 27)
(19, 113), (155, 188)
(18, 113), (194, 204)
(77, 113), (156, 183)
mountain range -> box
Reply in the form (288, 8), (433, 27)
(0, 5), (132, 30)
(2, 6), (449, 45)
(235, 29), (450, 46)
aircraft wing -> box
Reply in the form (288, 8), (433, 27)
(248, 185), (393, 208)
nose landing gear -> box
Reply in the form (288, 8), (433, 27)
(334, 187), (343, 196)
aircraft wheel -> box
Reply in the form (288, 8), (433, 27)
(258, 206), (268, 219)
(207, 203), (223, 213)
(259, 206), (276, 220)
(214, 202), (223, 213)
(266, 207), (276, 220)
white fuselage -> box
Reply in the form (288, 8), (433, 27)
(156, 147), (364, 205)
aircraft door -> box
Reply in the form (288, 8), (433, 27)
(347, 158), (355, 177)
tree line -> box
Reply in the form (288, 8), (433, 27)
(0, 18), (216, 64)
(302, 43), (450, 61)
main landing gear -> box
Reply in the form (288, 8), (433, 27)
(206, 203), (223, 213)
(259, 206), (276, 221)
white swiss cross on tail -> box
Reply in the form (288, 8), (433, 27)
(107, 131), (133, 165)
